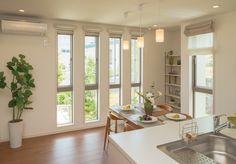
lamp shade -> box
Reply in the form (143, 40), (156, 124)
(137, 36), (144, 48)
(123, 40), (129, 50)
(156, 29), (164, 42)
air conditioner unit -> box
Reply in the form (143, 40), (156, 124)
(1, 20), (47, 36)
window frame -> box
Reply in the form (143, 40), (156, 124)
(131, 38), (142, 103)
(84, 34), (100, 122)
(192, 54), (213, 118)
(56, 31), (74, 126)
(109, 36), (122, 106)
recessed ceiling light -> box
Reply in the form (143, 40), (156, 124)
(19, 9), (25, 13)
(212, 5), (220, 9)
(153, 25), (158, 27)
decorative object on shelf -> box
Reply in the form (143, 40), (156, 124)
(137, 3), (144, 48)
(167, 50), (174, 65)
(177, 59), (181, 65)
(0, 54), (35, 148)
(137, 83), (162, 116)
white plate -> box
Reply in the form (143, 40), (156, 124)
(121, 106), (133, 111)
(140, 116), (158, 123)
(165, 113), (187, 121)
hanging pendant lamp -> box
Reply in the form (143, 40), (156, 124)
(123, 12), (129, 50)
(156, 28), (164, 42)
(155, 0), (164, 43)
(137, 4), (144, 48)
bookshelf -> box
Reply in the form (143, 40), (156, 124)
(165, 51), (181, 112)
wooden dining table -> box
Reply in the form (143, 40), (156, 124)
(110, 104), (192, 129)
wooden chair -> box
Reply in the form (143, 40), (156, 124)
(158, 104), (173, 112)
(124, 121), (142, 132)
(103, 112), (124, 150)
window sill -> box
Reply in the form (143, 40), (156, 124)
(85, 120), (100, 124)
(57, 123), (74, 128)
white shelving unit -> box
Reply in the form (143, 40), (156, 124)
(165, 51), (181, 112)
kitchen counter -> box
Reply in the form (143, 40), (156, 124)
(108, 122), (180, 164)
(108, 116), (214, 164)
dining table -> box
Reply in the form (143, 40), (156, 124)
(109, 104), (192, 129)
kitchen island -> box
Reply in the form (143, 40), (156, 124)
(108, 116), (214, 164)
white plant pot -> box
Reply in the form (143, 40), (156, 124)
(8, 120), (23, 148)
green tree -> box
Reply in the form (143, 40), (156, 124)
(84, 56), (97, 121)
(58, 63), (65, 84)
(85, 57), (96, 84)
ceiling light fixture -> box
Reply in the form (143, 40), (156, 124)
(123, 11), (129, 50)
(155, 0), (164, 43)
(212, 5), (220, 9)
(137, 4), (144, 48)
(19, 9), (25, 13)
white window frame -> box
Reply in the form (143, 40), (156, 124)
(56, 31), (74, 127)
(84, 34), (100, 123)
(131, 38), (142, 104)
(109, 36), (122, 106)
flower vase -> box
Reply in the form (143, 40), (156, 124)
(144, 102), (154, 116)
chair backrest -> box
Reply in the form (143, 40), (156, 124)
(158, 104), (173, 112)
(124, 121), (142, 131)
(108, 112), (122, 121)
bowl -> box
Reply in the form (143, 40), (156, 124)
(228, 116), (236, 126)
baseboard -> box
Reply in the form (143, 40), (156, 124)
(0, 123), (106, 143)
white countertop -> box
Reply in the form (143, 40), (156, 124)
(109, 121), (181, 164)
(109, 116), (236, 164)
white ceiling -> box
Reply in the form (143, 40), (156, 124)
(0, 0), (236, 27)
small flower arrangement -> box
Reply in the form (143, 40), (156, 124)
(137, 83), (162, 115)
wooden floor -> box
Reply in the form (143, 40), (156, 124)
(0, 127), (108, 164)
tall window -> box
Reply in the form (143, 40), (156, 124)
(189, 33), (214, 118)
(57, 32), (73, 126)
(131, 38), (142, 104)
(109, 37), (121, 106)
(84, 35), (99, 122)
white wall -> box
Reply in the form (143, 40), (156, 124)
(143, 29), (181, 104)
(181, 10), (236, 116)
(0, 18), (169, 142)
(214, 11), (236, 115)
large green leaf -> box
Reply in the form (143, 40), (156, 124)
(11, 82), (17, 90)
(19, 54), (25, 59)
(12, 70), (18, 76)
(12, 57), (18, 63)
(24, 90), (32, 97)
(8, 99), (17, 108)
(0, 72), (6, 89)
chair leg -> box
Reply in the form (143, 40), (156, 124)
(103, 117), (110, 150)
(115, 120), (118, 133)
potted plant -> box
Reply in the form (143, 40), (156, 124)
(137, 83), (162, 116)
(0, 54), (35, 148)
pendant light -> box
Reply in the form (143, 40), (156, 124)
(137, 4), (144, 48)
(123, 11), (129, 50)
(155, 0), (164, 43)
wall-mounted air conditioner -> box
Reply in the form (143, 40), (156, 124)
(1, 20), (47, 36)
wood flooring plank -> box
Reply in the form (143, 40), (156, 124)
(0, 127), (108, 164)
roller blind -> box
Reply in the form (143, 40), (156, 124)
(188, 33), (213, 56)
(83, 26), (101, 36)
(108, 28), (123, 38)
(129, 31), (144, 38)
(184, 20), (214, 37)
